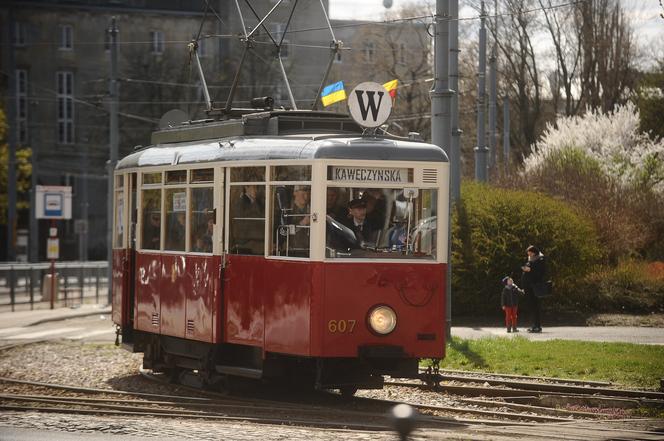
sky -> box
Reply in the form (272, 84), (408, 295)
(329, 0), (664, 61)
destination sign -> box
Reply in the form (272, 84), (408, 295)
(331, 166), (411, 183)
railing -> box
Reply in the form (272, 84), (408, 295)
(0, 261), (109, 311)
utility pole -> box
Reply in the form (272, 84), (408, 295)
(107, 17), (119, 304)
(474, 1), (489, 182)
(488, 0), (498, 171)
(430, 0), (453, 339)
(5, 10), (17, 262)
(449, 0), (461, 201)
(503, 97), (510, 174)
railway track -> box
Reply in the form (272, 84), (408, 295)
(0, 375), (456, 432)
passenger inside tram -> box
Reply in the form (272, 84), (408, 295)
(229, 185), (265, 255)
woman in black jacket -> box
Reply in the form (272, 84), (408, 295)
(521, 245), (546, 333)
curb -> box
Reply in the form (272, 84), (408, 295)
(26, 307), (112, 327)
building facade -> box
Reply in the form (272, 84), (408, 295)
(0, 0), (333, 261)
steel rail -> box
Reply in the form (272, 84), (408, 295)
(351, 395), (570, 424)
(0, 403), (392, 431)
(0, 376), (214, 402)
(419, 374), (664, 400)
(430, 368), (613, 387)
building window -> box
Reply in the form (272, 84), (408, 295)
(399, 43), (406, 64)
(151, 31), (164, 54)
(56, 71), (74, 144)
(197, 36), (207, 57)
(271, 23), (289, 59)
(16, 69), (28, 145)
(59, 24), (73, 50)
(364, 42), (375, 63)
(14, 22), (27, 47)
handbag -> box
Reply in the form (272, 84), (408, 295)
(533, 280), (553, 298)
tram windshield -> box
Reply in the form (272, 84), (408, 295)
(325, 187), (437, 259)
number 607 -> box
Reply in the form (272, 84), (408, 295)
(328, 319), (356, 333)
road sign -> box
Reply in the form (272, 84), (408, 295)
(347, 82), (393, 128)
(36, 186), (72, 219)
(47, 238), (59, 259)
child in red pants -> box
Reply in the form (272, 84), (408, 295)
(501, 276), (524, 333)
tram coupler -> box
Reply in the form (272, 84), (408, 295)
(420, 358), (442, 388)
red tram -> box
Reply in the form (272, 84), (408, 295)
(112, 110), (449, 394)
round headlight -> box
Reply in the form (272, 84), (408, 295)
(368, 305), (397, 335)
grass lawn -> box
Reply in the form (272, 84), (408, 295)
(437, 336), (664, 390)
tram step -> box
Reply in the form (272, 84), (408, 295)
(215, 365), (263, 379)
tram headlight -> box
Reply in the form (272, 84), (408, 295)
(368, 305), (397, 335)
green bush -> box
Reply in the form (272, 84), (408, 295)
(577, 261), (664, 313)
(451, 181), (602, 315)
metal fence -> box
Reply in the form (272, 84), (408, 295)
(0, 261), (109, 311)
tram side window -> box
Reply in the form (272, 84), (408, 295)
(190, 187), (214, 253)
(164, 189), (186, 251)
(114, 175), (124, 248)
(141, 189), (161, 250)
(229, 185), (265, 255)
(270, 185), (311, 258)
(114, 188), (124, 248)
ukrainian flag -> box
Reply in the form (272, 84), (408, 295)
(321, 81), (347, 107)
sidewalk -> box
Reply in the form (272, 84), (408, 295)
(0, 307), (662, 345)
(451, 325), (664, 345)
(0, 303), (112, 329)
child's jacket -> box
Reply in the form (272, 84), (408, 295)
(501, 285), (523, 307)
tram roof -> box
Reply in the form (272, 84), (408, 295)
(116, 111), (448, 170)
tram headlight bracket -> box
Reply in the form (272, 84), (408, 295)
(367, 305), (397, 335)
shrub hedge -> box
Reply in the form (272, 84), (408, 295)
(451, 182), (603, 315)
(577, 261), (664, 313)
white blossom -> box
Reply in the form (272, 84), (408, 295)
(524, 103), (664, 192)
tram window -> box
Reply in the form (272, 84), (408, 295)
(191, 168), (214, 183)
(142, 172), (162, 185)
(229, 185), (265, 255)
(141, 189), (162, 250)
(166, 170), (187, 185)
(190, 187), (214, 253)
(164, 189), (186, 251)
(271, 165), (311, 182)
(115, 175), (124, 189)
(325, 187), (437, 260)
(230, 167), (265, 182)
(270, 185), (311, 258)
(114, 189), (124, 248)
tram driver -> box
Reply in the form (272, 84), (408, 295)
(343, 198), (378, 245)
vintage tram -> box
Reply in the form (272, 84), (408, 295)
(112, 110), (449, 393)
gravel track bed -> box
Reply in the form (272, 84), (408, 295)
(0, 341), (644, 440)
(0, 342), (431, 439)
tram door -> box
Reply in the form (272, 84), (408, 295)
(126, 173), (137, 341)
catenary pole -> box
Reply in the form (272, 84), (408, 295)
(449, 0), (461, 201)
(5, 10), (17, 262)
(488, 0), (498, 171)
(107, 17), (119, 304)
(474, 1), (489, 182)
(430, 0), (453, 339)
(448, 0), (461, 343)
(503, 97), (510, 174)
